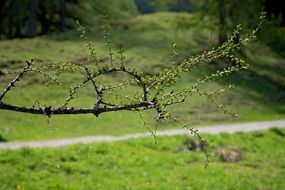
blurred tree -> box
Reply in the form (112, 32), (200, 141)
(26, 0), (37, 37)
(60, 0), (66, 32)
(258, 0), (285, 57)
(38, 0), (59, 34)
(0, 0), (137, 39)
(265, 0), (285, 26)
(0, 0), (28, 38)
(133, 0), (155, 13)
(217, 0), (228, 44)
(171, 0), (193, 12)
(195, 0), (263, 44)
(138, 0), (193, 13)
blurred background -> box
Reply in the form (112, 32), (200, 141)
(0, 0), (284, 42)
(0, 1), (284, 189)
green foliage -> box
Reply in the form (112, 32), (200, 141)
(258, 22), (285, 57)
(196, 0), (264, 26)
(195, 0), (264, 44)
(0, 129), (284, 189)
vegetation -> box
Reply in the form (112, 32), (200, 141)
(0, 12), (284, 141)
(0, 129), (284, 189)
(0, 1), (284, 189)
(0, 0), (137, 38)
(0, 13), (261, 143)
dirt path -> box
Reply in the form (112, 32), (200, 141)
(0, 120), (285, 150)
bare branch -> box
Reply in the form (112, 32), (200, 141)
(0, 60), (33, 101)
(0, 101), (154, 116)
(62, 78), (90, 107)
(83, 66), (103, 105)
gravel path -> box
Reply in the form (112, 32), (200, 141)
(0, 120), (284, 150)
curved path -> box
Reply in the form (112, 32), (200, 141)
(0, 120), (285, 150)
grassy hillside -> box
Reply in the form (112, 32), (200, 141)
(0, 128), (284, 189)
(0, 12), (284, 141)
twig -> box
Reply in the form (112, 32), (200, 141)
(0, 60), (33, 101)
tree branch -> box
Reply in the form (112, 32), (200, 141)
(0, 101), (154, 116)
(0, 60), (33, 101)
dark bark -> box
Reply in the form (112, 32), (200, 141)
(265, 0), (285, 26)
(39, 7), (49, 34)
(60, 0), (65, 32)
(15, 21), (22, 37)
(218, 0), (228, 45)
(0, 101), (154, 116)
(8, 17), (13, 38)
(26, 0), (37, 38)
(0, 60), (152, 117)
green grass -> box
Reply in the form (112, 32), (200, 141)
(0, 12), (284, 141)
(0, 129), (284, 189)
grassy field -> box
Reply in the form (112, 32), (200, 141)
(0, 12), (284, 141)
(0, 128), (284, 189)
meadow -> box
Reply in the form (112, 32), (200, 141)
(0, 128), (284, 189)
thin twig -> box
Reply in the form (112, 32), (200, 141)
(0, 60), (33, 101)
